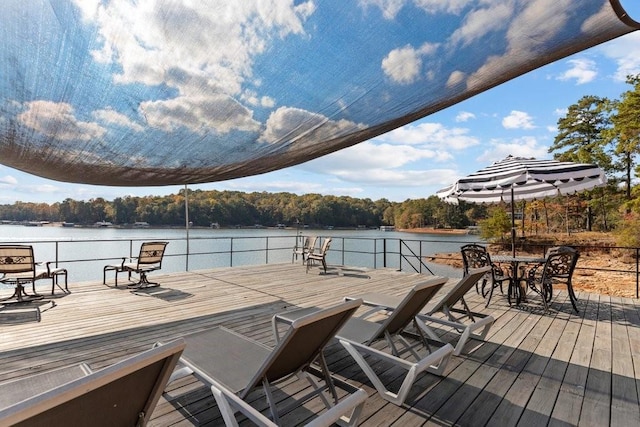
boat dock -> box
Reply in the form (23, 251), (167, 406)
(1, 263), (639, 426)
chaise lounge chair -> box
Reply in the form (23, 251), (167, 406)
(0, 339), (185, 426)
(273, 276), (455, 406)
(169, 299), (367, 426)
(103, 241), (168, 288)
(345, 267), (494, 356)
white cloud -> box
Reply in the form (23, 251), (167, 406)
(382, 41), (438, 84)
(26, 184), (61, 195)
(329, 167), (459, 187)
(0, 175), (18, 185)
(140, 94), (261, 134)
(0, 171), (62, 198)
(378, 121), (480, 150)
(316, 141), (442, 171)
(455, 111), (476, 122)
(73, 0), (315, 132)
(242, 90), (276, 108)
(449, 2), (513, 47)
(18, 101), (106, 141)
(597, 31), (640, 82)
(466, 0), (573, 91)
(447, 70), (466, 88)
(502, 110), (535, 129)
(382, 45), (422, 84)
(93, 108), (144, 132)
(291, 138), (457, 190)
(260, 107), (363, 145)
(360, 0), (474, 19)
(413, 0), (474, 15)
(478, 136), (549, 163)
(358, 0), (406, 20)
(227, 179), (324, 195)
(556, 58), (597, 84)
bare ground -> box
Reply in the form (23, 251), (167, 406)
(427, 232), (638, 298)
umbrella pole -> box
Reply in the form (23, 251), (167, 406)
(511, 187), (516, 257)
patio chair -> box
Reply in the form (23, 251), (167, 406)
(460, 244), (510, 307)
(292, 235), (317, 264)
(0, 338), (185, 426)
(274, 276), (455, 405)
(306, 237), (331, 273)
(103, 241), (168, 288)
(344, 267), (493, 357)
(525, 246), (580, 313)
(169, 299), (367, 426)
(0, 244), (68, 302)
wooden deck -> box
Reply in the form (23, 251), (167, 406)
(1, 263), (639, 426)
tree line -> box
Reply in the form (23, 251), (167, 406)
(0, 190), (481, 229)
(2, 75), (639, 238)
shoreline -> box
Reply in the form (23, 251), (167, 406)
(398, 227), (469, 235)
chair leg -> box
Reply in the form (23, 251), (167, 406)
(103, 267), (114, 286)
(567, 283), (579, 313)
(485, 280), (495, 308)
(50, 270), (69, 295)
(31, 280), (41, 297)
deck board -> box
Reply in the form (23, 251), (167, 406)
(2, 263), (640, 426)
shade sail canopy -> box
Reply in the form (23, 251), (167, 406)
(0, 1), (638, 187)
(435, 156), (607, 204)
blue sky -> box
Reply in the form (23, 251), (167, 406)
(1, 1), (639, 204)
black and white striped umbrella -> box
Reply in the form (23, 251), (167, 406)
(436, 156), (606, 256)
(436, 156), (606, 204)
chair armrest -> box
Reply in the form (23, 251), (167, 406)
(45, 261), (58, 275)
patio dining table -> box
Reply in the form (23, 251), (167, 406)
(491, 255), (546, 305)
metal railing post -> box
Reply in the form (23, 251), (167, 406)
(373, 239), (377, 269)
(383, 238), (387, 268)
(266, 237), (269, 264)
(636, 248), (639, 299)
(230, 238), (234, 267)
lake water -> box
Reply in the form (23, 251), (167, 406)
(0, 225), (482, 285)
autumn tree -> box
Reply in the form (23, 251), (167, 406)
(609, 75), (640, 200)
